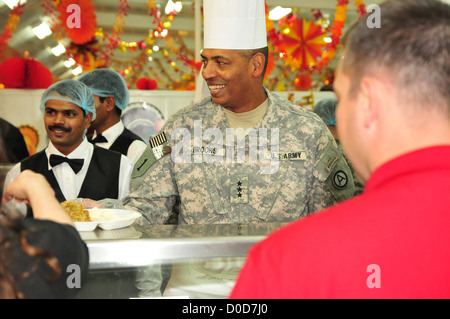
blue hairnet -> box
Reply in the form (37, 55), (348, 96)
(40, 79), (96, 121)
(78, 68), (129, 110)
(313, 97), (337, 126)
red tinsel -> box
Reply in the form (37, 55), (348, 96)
(0, 57), (53, 89)
(176, 53), (203, 72)
(136, 77), (158, 90)
(0, 2), (26, 53)
(57, 0), (97, 45)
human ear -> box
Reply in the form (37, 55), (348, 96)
(84, 112), (93, 129)
(105, 96), (116, 112)
(251, 53), (265, 78)
(359, 77), (380, 129)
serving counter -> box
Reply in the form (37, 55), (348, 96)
(77, 222), (288, 299)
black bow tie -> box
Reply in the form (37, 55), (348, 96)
(90, 134), (108, 144)
(49, 154), (84, 174)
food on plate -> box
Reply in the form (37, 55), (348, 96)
(61, 201), (91, 222)
(89, 208), (121, 221)
(61, 203), (141, 233)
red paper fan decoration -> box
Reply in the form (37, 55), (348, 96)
(0, 57), (24, 88)
(136, 78), (158, 90)
(136, 78), (147, 90)
(0, 57), (53, 89)
(57, 0), (97, 45)
(278, 17), (327, 70)
(25, 59), (54, 89)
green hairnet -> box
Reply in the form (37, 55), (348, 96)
(313, 97), (337, 126)
(40, 79), (96, 121)
(78, 68), (129, 110)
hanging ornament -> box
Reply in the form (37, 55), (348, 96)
(136, 77), (158, 90)
(266, 0), (366, 84)
(0, 57), (53, 89)
(277, 17), (327, 70)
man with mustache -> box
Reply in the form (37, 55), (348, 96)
(4, 80), (133, 211)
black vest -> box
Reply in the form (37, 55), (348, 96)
(21, 146), (121, 202)
(88, 127), (144, 156)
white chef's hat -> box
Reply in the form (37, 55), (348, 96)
(203, 0), (268, 50)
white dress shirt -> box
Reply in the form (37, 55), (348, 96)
(4, 137), (133, 205)
(90, 121), (147, 164)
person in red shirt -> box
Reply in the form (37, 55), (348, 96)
(230, 0), (450, 299)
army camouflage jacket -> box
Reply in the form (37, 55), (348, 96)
(106, 88), (355, 225)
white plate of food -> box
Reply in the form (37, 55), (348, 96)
(74, 209), (142, 231)
(74, 220), (99, 232)
(88, 208), (142, 230)
(61, 201), (142, 232)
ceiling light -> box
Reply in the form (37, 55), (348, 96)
(32, 22), (52, 40)
(64, 58), (76, 68)
(268, 6), (292, 21)
(2, 0), (27, 9)
(72, 66), (82, 76)
(165, 0), (182, 15)
(51, 43), (66, 56)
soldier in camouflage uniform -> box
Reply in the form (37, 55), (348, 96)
(119, 88), (355, 226)
(120, 63), (355, 298)
(91, 0), (355, 226)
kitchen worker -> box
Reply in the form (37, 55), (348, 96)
(78, 68), (147, 164)
(4, 80), (133, 213)
(230, 0), (450, 298)
(90, 0), (354, 225)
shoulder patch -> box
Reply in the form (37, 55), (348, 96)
(332, 170), (349, 190)
(132, 132), (171, 178)
(326, 155), (339, 173)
